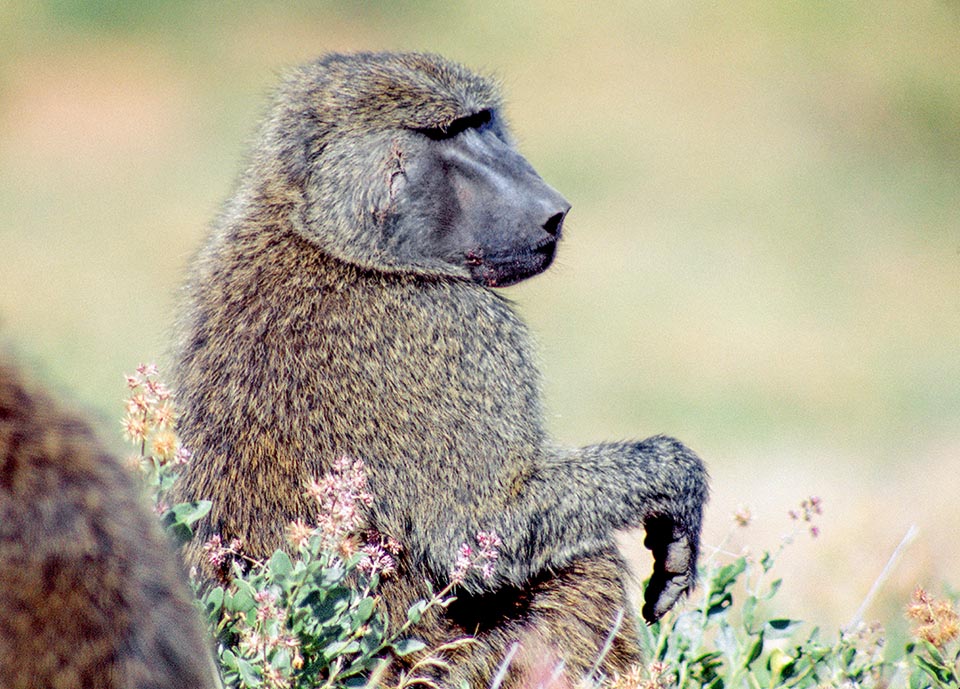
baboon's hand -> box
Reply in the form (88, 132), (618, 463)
(641, 516), (697, 623)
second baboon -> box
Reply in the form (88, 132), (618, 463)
(0, 358), (220, 689)
(172, 52), (708, 687)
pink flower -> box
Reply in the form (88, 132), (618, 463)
(121, 413), (147, 444)
(305, 457), (373, 547)
(126, 393), (152, 414)
(152, 401), (176, 428)
(451, 543), (473, 585)
(359, 543), (397, 577)
(732, 505), (753, 528)
(151, 429), (177, 461)
(203, 535), (227, 568)
(145, 378), (171, 401)
(175, 446), (193, 465)
(136, 363), (159, 377)
(789, 496), (825, 537)
(286, 519), (315, 549)
(450, 530), (501, 585)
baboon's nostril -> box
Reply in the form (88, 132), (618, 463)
(543, 210), (566, 237)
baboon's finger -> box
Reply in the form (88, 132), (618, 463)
(644, 570), (691, 622)
(642, 530), (694, 623)
(662, 536), (692, 574)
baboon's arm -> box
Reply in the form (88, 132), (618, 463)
(540, 435), (707, 622)
(421, 435), (707, 622)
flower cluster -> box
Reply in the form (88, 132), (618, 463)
(788, 495), (823, 538)
(906, 586), (960, 649)
(304, 455), (374, 550)
(280, 458), (400, 579)
(203, 534), (245, 570)
(732, 505), (753, 528)
(359, 533), (402, 578)
(121, 363), (194, 514)
(121, 364), (190, 454)
(235, 588), (304, 689)
(451, 530), (502, 585)
(607, 661), (670, 689)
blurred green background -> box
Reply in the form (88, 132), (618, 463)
(2, 0), (957, 640)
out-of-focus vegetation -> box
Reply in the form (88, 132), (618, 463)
(2, 0), (957, 643)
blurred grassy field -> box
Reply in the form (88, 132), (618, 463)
(2, 0), (958, 642)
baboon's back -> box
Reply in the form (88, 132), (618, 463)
(0, 361), (218, 689)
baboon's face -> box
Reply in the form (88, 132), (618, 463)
(390, 109), (570, 288)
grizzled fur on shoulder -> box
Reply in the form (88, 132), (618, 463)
(173, 51), (708, 688)
(0, 359), (219, 689)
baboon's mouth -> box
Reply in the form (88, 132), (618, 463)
(465, 239), (557, 288)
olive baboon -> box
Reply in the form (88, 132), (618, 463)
(0, 359), (220, 689)
(172, 51), (708, 686)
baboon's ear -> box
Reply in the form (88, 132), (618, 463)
(280, 119), (324, 194)
(253, 76), (329, 196)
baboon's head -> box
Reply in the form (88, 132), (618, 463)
(251, 52), (570, 287)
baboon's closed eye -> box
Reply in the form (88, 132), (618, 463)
(414, 109), (494, 140)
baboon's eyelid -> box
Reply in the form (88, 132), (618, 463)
(412, 109), (494, 140)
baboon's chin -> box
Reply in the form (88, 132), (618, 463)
(467, 244), (556, 288)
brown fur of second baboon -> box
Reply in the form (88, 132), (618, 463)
(0, 359), (220, 689)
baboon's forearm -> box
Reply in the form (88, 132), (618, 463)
(414, 435), (707, 592)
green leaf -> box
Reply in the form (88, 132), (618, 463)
(764, 578), (783, 600)
(233, 577), (257, 599)
(407, 600), (428, 624)
(359, 627), (385, 656)
(235, 655), (263, 687)
(352, 596), (376, 626)
(712, 558), (747, 592)
(841, 645), (856, 667)
(741, 595), (757, 630)
(220, 648), (239, 672)
(344, 551), (366, 569)
(202, 586), (224, 618)
(767, 648), (790, 676)
(321, 564), (348, 587)
(392, 638), (428, 657)
(161, 500), (213, 544)
(693, 650), (723, 666)
(322, 638), (361, 660)
(915, 655), (951, 684)
(227, 582), (257, 616)
(267, 550), (293, 578)
(271, 647), (292, 673)
(745, 631), (764, 666)
(309, 586), (352, 622)
(765, 618), (802, 639)
(168, 499), (212, 525)
(158, 470), (177, 492)
(921, 639), (947, 665)
(707, 591), (733, 617)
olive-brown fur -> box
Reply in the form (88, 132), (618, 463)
(0, 359), (220, 689)
(172, 52), (708, 687)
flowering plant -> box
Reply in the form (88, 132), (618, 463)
(123, 365), (958, 689)
(122, 363), (210, 542)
